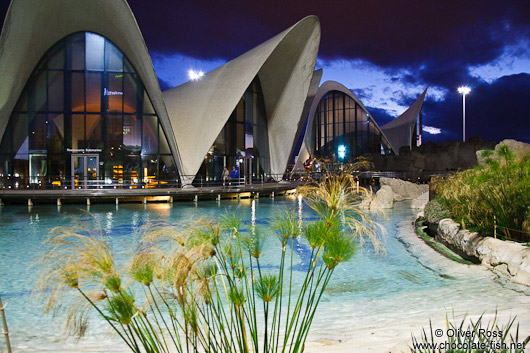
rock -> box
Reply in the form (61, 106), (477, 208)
(370, 185), (394, 209)
(379, 177), (428, 200)
(436, 218), (530, 287)
(411, 192), (429, 210)
(477, 139), (530, 166)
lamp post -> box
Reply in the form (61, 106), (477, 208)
(457, 86), (471, 142)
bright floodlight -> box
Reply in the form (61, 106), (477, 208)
(338, 144), (346, 159)
(188, 69), (204, 81)
(458, 86), (471, 95)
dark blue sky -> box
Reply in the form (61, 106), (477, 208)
(2, 0), (529, 143)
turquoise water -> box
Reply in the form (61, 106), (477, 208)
(1, 198), (529, 352)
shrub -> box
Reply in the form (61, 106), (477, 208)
(424, 200), (451, 225)
(431, 147), (530, 242)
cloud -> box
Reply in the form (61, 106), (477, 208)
(423, 126), (442, 135)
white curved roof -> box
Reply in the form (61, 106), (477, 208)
(162, 16), (321, 183)
(380, 88), (427, 154)
(294, 80), (391, 170)
(0, 0), (182, 171)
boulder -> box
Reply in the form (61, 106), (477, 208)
(436, 218), (530, 287)
(411, 192), (429, 210)
(370, 185), (394, 209)
(379, 177), (428, 200)
(477, 139), (530, 166)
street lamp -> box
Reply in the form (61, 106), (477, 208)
(457, 86), (471, 142)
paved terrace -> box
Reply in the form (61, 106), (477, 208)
(0, 181), (302, 205)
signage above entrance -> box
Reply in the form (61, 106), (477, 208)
(67, 148), (102, 153)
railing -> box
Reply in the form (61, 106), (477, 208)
(0, 297), (11, 353)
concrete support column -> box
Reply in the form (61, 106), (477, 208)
(28, 199), (33, 207)
(115, 198), (119, 205)
(143, 197), (147, 204)
(254, 192), (259, 199)
(193, 195), (198, 203)
(169, 196), (173, 204)
(57, 198), (62, 206)
(86, 198), (91, 206)
(216, 194), (221, 202)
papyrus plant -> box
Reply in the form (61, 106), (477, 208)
(36, 176), (382, 353)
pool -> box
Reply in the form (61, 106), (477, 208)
(1, 198), (529, 352)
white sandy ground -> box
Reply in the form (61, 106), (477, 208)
(304, 219), (530, 353)
(7, 218), (530, 353)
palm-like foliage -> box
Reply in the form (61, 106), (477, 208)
(36, 175), (383, 353)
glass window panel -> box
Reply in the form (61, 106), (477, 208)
(107, 74), (122, 112)
(236, 99), (245, 123)
(12, 114), (28, 156)
(107, 114), (123, 154)
(71, 114), (85, 150)
(86, 72), (101, 112)
(69, 33), (85, 70)
(123, 155), (140, 185)
(48, 113), (64, 154)
(48, 46), (64, 70)
(71, 72), (85, 112)
(123, 114), (141, 153)
(142, 155), (157, 185)
(143, 92), (155, 114)
(86, 114), (102, 149)
(29, 113), (47, 151)
(159, 124), (171, 154)
(14, 91), (28, 112)
(34, 70), (47, 112)
(48, 71), (63, 111)
(236, 123), (244, 152)
(85, 32), (105, 71)
(124, 57), (136, 73)
(142, 115), (158, 154)
(29, 154), (47, 184)
(123, 73), (138, 113)
(159, 155), (177, 182)
(337, 120), (344, 136)
(13, 153), (29, 185)
(105, 41), (123, 71)
(48, 155), (65, 185)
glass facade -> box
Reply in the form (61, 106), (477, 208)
(312, 90), (392, 163)
(196, 77), (269, 184)
(0, 32), (178, 189)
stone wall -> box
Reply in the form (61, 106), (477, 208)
(370, 137), (496, 172)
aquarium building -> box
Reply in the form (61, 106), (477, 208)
(0, 0), (320, 189)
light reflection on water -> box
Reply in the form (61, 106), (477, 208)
(0, 198), (529, 351)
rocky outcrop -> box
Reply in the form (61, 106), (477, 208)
(380, 177), (428, 200)
(411, 192), (429, 210)
(477, 139), (530, 166)
(370, 185), (394, 209)
(436, 218), (530, 286)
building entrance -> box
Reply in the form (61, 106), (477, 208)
(71, 154), (99, 189)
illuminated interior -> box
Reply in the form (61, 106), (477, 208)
(312, 90), (392, 162)
(0, 32), (178, 188)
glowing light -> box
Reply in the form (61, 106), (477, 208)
(423, 126), (442, 135)
(188, 69), (204, 81)
(457, 86), (471, 95)
(338, 145), (346, 159)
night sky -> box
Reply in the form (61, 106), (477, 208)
(1, 0), (529, 143)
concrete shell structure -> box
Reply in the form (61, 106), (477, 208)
(0, 0), (182, 172)
(380, 88), (428, 154)
(162, 16), (321, 184)
(0, 0), (321, 188)
(294, 80), (392, 170)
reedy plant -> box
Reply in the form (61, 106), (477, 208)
(37, 175), (383, 353)
(432, 147), (530, 242)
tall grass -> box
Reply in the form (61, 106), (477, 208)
(36, 175), (382, 353)
(431, 147), (530, 242)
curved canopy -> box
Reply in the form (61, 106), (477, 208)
(162, 16), (321, 183)
(380, 88), (428, 154)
